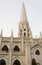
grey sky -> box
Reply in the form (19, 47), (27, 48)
(0, 0), (42, 37)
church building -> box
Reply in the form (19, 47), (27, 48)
(0, 3), (42, 65)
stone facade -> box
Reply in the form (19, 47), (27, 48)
(0, 3), (42, 65)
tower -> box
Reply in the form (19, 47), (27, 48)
(18, 4), (32, 65)
(18, 3), (32, 38)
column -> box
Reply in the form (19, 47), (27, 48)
(21, 38), (24, 53)
(28, 46), (31, 65)
(25, 44), (31, 65)
(9, 30), (13, 65)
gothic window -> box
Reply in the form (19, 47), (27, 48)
(13, 59), (21, 65)
(24, 33), (26, 37)
(0, 59), (6, 65)
(32, 58), (37, 65)
(35, 49), (40, 55)
(24, 29), (26, 31)
(14, 45), (20, 52)
(2, 45), (9, 52)
(28, 33), (29, 37)
(20, 29), (22, 37)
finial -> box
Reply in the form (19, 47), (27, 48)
(1, 29), (3, 37)
(11, 30), (13, 37)
(40, 32), (42, 38)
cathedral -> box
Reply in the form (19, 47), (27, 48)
(0, 3), (42, 65)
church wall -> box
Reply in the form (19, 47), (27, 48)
(31, 45), (42, 65)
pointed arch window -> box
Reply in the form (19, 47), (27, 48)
(35, 49), (40, 55)
(0, 59), (6, 65)
(2, 45), (9, 52)
(24, 29), (26, 31)
(14, 45), (20, 52)
(13, 59), (21, 65)
(20, 29), (22, 37)
(28, 33), (29, 37)
(24, 33), (26, 37)
(32, 58), (37, 65)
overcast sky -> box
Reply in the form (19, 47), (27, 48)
(0, 0), (42, 37)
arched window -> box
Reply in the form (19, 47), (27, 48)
(32, 58), (37, 65)
(35, 49), (40, 55)
(14, 45), (20, 52)
(24, 29), (26, 31)
(0, 59), (6, 65)
(13, 59), (21, 65)
(2, 45), (9, 52)
(28, 33), (29, 37)
(24, 33), (26, 37)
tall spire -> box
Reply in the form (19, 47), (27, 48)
(18, 3), (32, 38)
(20, 3), (27, 22)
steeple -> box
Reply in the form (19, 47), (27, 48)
(20, 3), (27, 22)
(18, 3), (32, 38)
